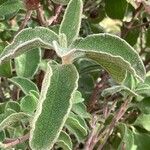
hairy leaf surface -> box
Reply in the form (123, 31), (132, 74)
(0, 27), (58, 64)
(30, 62), (78, 150)
(71, 34), (145, 83)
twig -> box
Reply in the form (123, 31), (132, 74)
(2, 133), (29, 149)
(97, 96), (132, 150)
(18, 10), (32, 32)
(88, 71), (109, 112)
(36, 5), (47, 26)
(47, 5), (63, 25)
(84, 115), (100, 150)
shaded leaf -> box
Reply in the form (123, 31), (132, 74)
(57, 131), (72, 150)
(134, 114), (150, 131)
(9, 77), (39, 95)
(15, 48), (41, 78)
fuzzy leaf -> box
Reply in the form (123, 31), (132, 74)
(57, 131), (72, 150)
(5, 101), (20, 112)
(0, 27), (58, 64)
(0, 112), (29, 131)
(59, 0), (83, 47)
(65, 113), (88, 141)
(15, 48), (41, 78)
(9, 77), (39, 95)
(29, 63), (78, 150)
(20, 95), (38, 114)
(102, 85), (138, 97)
(52, 0), (70, 5)
(0, 0), (24, 17)
(71, 34), (145, 83)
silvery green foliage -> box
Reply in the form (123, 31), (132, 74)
(0, 0), (147, 149)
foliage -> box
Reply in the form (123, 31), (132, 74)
(0, 0), (150, 149)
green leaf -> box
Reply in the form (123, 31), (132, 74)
(72, 102), (91, 118)
(9, 77), (39, 95)
(0, 0), (24, 17)
(71, 34), (145, 83)
(132, 130), (150, 150)
(137, 97), (150, 114)
(15, 48), (41, 78)
(59, 0), (83, 47)
(20, 95), (37, 115)
(105, 0), (127, 19)
(0, 43), (12, 77)
(102, 85), (138, 97)
(52, 0), (70, 5)
(29, 63), (78, 150)
(0, 112), (29, 131)
(5, 101), (20, 112)
(134, 114), (150, 131)
(57, 131), (72, 150)
(0, 27), (58, 64)
(65, 113), (88, 141)
(72, 90), (84, 104)
(146, 28), (150, 47)
(117, 123), (134, 150)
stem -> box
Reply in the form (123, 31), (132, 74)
(18, 10), (32, 32)
(97, 96), (132, 150)
(2, 133), (29, 149)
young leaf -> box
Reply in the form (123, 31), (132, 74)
(5, 101), (20, 112)
(65, 113), (88, 141)
(15, 48), (41, 78)
(72, 90), (84, 104)
(59, 0), (83, 47)
(71, 34), (146, 83)
(0, 27), (58, 64)
(20, 95), (37, 115)
(29, 63), (78, 150)
(57, 131), (72, 150)
(9, 77), (39, 95)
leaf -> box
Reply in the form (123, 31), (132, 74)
(9, 77), (39, 95)
(132, 130), (150, 150)
(65, 113), (88, 141)
(72, 102), (91, 118)
(71, 34), (145, 83)
(0, 0), (24, 17)
(5, 101), (20, 112)
(105, 0), (127, 19)
(134, 114), (150, 131)
(20, 95), (37, 114)
(102, 85), (138, 97)
(0, 27), (58, 64)
(52, 0), (70, 5)
(137, 97), (150, 114)
(0, 43), (12, 77)
(72, 90), (84, 104)
(146, 28), (150, 47)
(117, 123), (134, 150)
(59, 0), (83, 47)
(57, 131), (72, 150)
(15, 48), (41, 78)
(29, 63), (78, 150)
(0, 112), (29, 131)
